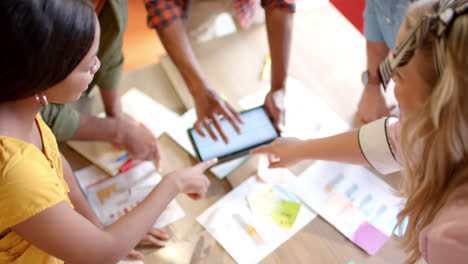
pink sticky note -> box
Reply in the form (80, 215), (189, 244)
(350, 221), (389, 255)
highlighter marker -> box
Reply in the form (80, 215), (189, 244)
(233, 213), (264, 244)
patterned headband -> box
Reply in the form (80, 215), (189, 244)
(378, 0), (468, 90)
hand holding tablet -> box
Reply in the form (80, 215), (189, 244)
(188, 106), (280, 164)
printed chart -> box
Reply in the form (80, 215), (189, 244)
(197, 174), (317, 264)
(75, 161), (184, 228)
(293, 161), (405, 255)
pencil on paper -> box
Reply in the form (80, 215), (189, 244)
(233, 213), (264, 244)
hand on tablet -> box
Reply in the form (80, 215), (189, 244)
(193, 89), (244, 144)
(264, 88), (286, 132)
(166, 158), (217, 200)
(189, 107), (279, 163)
(250, 138), (303, 168)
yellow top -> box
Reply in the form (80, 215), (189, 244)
(0, 114), (72, 264)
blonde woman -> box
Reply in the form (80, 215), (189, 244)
(251, 0), (468, 263)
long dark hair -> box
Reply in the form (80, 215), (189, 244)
(0, 0), (96, 103)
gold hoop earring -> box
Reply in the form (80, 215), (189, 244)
(35, 93), (48, 107)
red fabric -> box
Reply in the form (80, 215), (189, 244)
(144, 0), (185, 29)
(330, 0), (365, 34)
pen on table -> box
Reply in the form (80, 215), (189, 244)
(119, 159), (143, 174)
(261, 54), (271, 81)
(233, 213), (264, 244)
(116, 153), (129, 162)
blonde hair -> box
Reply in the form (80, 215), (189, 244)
(396, 1), (468, 263)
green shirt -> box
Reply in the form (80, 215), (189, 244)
(41, 0), (128, 142)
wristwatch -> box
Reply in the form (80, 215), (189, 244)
(361, 71), (381, 86)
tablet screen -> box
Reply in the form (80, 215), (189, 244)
(188, 106), (279, 162)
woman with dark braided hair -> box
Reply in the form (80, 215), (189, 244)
(252, 0), (468, 263)
(0, 1), (217, 263)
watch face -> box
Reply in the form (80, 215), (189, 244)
(361, 71), (369, 86)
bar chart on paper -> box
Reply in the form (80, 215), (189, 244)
(293, 161), (405, 255)
(75, 162), (185, 229)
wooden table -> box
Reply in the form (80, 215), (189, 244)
(62, 3), (406, 264)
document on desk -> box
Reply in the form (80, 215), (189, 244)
(120, 88), (180, 137)
(239, 77), (350, 140)
(293, 161), (405, 255)
(165, 108), (197, 156)
(67, 88), (179, 176)
(197, 174), (317, 264)
(75, 161), (185, 228)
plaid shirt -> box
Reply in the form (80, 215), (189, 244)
(144, 0), (295, 29)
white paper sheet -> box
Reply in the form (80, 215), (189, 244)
(75, 162), (185, 229)
(197, 174), (317, 264)
(68, 89), (180, 176)
(209, 156), (249, 179)
(239, 77), (350, 140)
(293, 161), (405, 254)
(75, 165), (112, 191)
(121, 88), (180, 137)
(165, 109), (197, 156)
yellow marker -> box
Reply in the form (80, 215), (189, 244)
(233, 213), (264, 244)
(261, 55), (271, 81)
